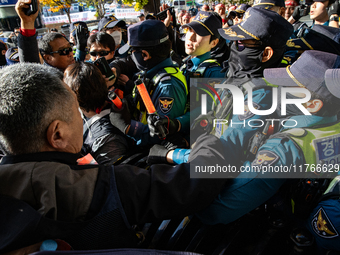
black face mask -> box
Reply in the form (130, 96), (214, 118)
(276, 90), (306, 118)
(131, 50), (166, 72)
(226, 43), (285, 85)
(131, 51), (148, 71)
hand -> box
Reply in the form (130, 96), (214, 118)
(103, 75), (115, 89)
(109, 98), (131, 134)
(328, 0), (340, 17)
(292, 4), (310, 21)
(190, 111), (215, 134)
(15, 0), (39, 30)
(147, 115), (179, 137)
(160, 3), (172, 27)
(75, 25), (89, 51)
(117, 74), (129, 86)
(147, 144), (171, 164)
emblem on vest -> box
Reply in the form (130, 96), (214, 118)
(311, 207), (339, 238)
(252, 150), (279, 167)
(159, 97), (174, 114)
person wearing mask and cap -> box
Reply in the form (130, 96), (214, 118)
(98, 15), (127, 58)
(5, 47), (20, 65)
(109, 20), (188, 146)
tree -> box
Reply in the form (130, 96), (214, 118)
(83, 0), (105, 20)
(40, 0), (72, 23)
(122, 0), (160, 13)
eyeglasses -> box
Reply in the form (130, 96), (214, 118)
(50, 47), (73, 56)
(234, 13), (244, 19)
(89, 51), (111, 57)
(235, 40), (263, 51)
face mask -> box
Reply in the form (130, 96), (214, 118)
(276, 90), (306, 118)
(226, 43), (264, 85)
(110, 31), (122, 46)
(131, 51), (148, 71)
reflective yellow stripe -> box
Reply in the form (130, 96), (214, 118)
(237, 25), (260, 40)
(164, 67), (188, 95)
(286, 65), (306, 88)
(192, 20), (214, 35)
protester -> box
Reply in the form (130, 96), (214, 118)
(64, 62), (132, 165)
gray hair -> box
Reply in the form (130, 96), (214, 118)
(0, 63), (74, 155)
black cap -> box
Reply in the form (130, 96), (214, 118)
(325, 69), (340, 99)
(219, 8), (293, 48)
(146, 13), (157, 19)
(182, 11), (222, 38)
(137, 13), (145, 18)
(286, 25), (340, 55)
(128, 20), (169, 48)
(229, 3), (251, 18)
(98, 16), (126, 31)
(264, 50), (340, 100)
(5, 47), (19, 65)
(253, 0), (285, 8)
(69, 21), (88, 38)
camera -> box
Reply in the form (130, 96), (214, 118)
(156, 7), (174, 21)
(94, 57), (116, 81)
(24, 0), (38, 16)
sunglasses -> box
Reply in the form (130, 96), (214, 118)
(235, 40), (263, 52)
(50, 47), (73, 56)
(89, 51), (111, 57)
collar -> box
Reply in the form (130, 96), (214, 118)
(287, 115), (338, 129)
(146, 57), (174, 78)
(189, 51), (212, 68)
(0, 151), (81, 165)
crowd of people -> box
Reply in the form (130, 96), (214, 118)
(0, 0), (340, 253)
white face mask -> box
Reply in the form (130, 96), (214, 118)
(110, 31), (122, 46)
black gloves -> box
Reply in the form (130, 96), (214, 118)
(147, 144), (170, 164)
(292, 4), (310, 21)
(190, 111), (215, 134)
(328, 0), (340, 17)
(147, 115), (179, 138)
(75, 25), (89, 51)
(109, 98), (131, 134)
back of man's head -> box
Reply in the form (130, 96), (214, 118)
(0, 63), (73, 155)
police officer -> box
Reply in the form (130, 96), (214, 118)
(252, 0), (286, 16)
(148, 8), (293, 162)
(109, 20), (188, 146)
(148, 11), (225, 140)
(196, 50), (340, 230)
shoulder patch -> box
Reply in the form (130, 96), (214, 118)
(252, 150), (279, 167)
(159, 97), (174, 114)
(239, 101), (260, 121)
(311, 207), (339, 238)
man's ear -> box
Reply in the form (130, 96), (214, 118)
(306, 99), (324, 113)
(279, 7), (286, 17)
(46, 120), (68, 150)
(43, 54), (52, 64)
(1, 50), (6, 56)
(210, 38), (219, 49)
(141, 50), (151, 61)
(262, 46), (274, 62)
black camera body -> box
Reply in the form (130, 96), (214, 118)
(94, 57), (115, 81)
(24, 0), (38, 16)
(156, 7), (174, 21)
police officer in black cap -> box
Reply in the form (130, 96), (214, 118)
(109, 20), (188, 146)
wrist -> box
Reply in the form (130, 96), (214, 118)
(166, 150), (174, 163)
(330, 15), (339, 21)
